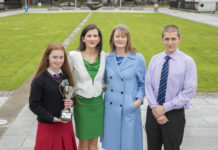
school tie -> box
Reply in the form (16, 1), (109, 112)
(157, 56), (171, 105)
(54, 73), (62, 80)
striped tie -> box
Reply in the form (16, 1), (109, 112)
(157, 56), (171, 105)
(54, 73), (62, 80)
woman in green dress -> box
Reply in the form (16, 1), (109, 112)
(68, 24), (105, 150)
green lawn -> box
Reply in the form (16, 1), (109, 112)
(0, 13), (88, 90)
(0, 13), (217, 91)
(67, 13), (218, 92)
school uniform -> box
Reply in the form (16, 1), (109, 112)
(29, 68), (77, 150)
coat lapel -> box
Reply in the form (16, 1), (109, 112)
(119, 52), (136, 71)
(107, 51), (124, 78)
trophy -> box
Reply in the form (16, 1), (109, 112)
(59, 79), (77, 121)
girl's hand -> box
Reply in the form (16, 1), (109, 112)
(53, 117), (69, 123)
(63, 98), (74, 109)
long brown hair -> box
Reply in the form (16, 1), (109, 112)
(35, 42), (73, 86)
(109, 24), (136, 54)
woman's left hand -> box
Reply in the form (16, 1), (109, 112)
(63, 98), (74, 109)
(134, 99), (143, 109)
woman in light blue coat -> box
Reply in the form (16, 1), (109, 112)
(101, 24), (146, 150)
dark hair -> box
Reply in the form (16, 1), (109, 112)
(162, 25), (180, 38)
(78, 24), (102, 55)
(35, 42), (73, 86)
(109, 24), (136, 54)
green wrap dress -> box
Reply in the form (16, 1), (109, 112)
(73, 57), (104, 140)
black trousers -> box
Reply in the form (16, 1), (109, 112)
(145, 106), (185, 150)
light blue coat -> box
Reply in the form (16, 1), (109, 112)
(101, 51), (146, 150)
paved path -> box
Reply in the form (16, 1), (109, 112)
(0, 7), (218, 150)
(159, 8), (218, 27)
(1, 8), (218, 27)
(62, 12), (92, 48)
(0, 93), (218, 150)
(0, 9), (24, 17)
(0, 91), (13, 107)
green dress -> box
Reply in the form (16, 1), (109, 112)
(73, 57), (104, 140)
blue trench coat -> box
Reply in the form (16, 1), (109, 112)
(101, 51), (146, 150)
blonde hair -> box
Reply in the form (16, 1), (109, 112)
(109, 24), (136, 54)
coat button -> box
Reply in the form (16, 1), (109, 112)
(110, 76), (112, 79)
(110, 102), (112, 104)
(121, 91), (123, 94)
(120, 104), (122, 107)
(121, 79), (123, 81)
(111, 89), (113, 92)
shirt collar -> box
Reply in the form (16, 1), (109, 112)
(47, 68), (62, 76)
(163, 49), (180, 60)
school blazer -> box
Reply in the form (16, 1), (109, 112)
(68, 50), (106, 98)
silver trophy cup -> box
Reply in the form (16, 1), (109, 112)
(60, 86), (74, 121)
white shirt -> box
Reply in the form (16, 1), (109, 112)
(47, 68), (62, 76)
(68, 50), (106, 98)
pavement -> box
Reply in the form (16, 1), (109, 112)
(1, 7), (218, 27)
(0, 7), (218, 150)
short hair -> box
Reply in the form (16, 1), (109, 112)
(78, 24), (102, 55)
(162, 25), (180, 38)
(109, 24), (136, 54)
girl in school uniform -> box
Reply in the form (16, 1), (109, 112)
(29, 42), (77, 150)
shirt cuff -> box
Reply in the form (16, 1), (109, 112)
(163, 101), (173, 112)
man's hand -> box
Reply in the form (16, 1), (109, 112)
(156, 115), (169, 125)
(152, 105), (165, 118)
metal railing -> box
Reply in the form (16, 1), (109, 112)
(5, 0), (22, 9)
(170, 1), (198, 10)
(180, 1), (197, 10)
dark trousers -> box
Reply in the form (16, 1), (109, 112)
(145, 106), (185, 150)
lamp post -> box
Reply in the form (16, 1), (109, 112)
(120, 0), (121, 8)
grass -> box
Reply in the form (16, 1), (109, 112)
(0, 12), (217, 91)
(0, 13), (88, 90)
(67, 13), (218, 92)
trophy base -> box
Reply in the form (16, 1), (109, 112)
(60, 111), (72, 121)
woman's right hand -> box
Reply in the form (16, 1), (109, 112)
(134, 99), (143, 109)
(103, 86), (107, 92)
(53, 117), (69, 123)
